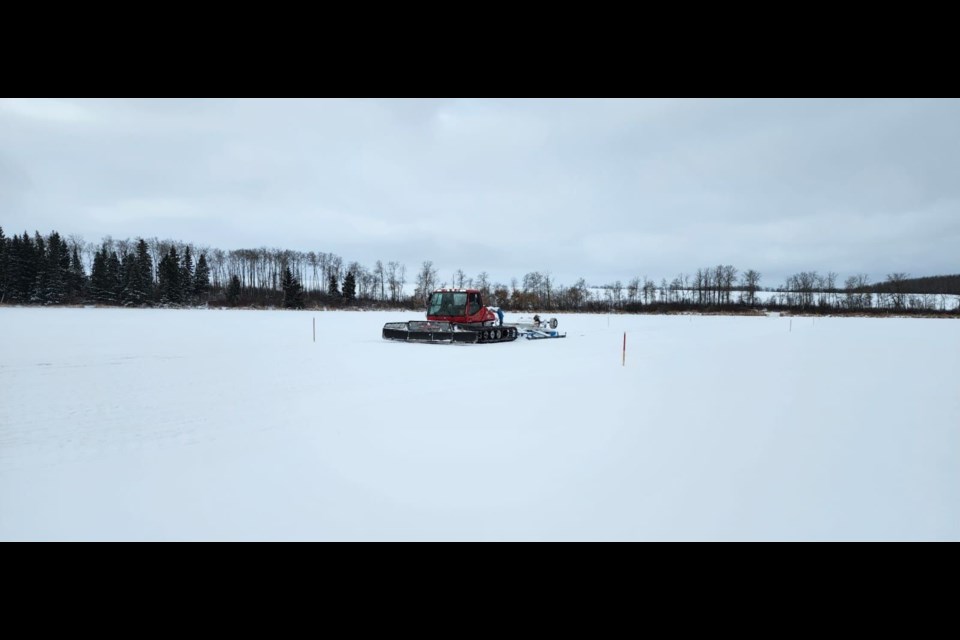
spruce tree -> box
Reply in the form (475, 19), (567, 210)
(291, 273), (304, 308)
(24, 231), (48, 304)
(155, 251), (169, 303)
(135, 239), (154, 304)
(14, 233), (36, 301)
(43, 232), (68, 305)
(90, 247), (107, 302)
(29, 233), (47, 303)
(281, 267), (293, 306)
(121, 252), (142, 305)
(180, 246), (194, 304)
(68, 245), (87, 302)
(342, 270), (357, 302)
(7, 234), (22, 302)
(328, 272), (340, 297)
(105, 251), (122, 304)
(157, 247), (181, 304)
(282, 266), (304, 309)
(193, 253), (210, 301)
(0, 226), (7, 303)
(226, 275), (241, 306)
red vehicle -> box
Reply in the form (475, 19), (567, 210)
(426, 289), (498, 324)
(382, 288), (563, 344)
(383, 288), (517, 343)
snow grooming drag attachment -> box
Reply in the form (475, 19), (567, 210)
(521, 327), (566, 340)
(514, 314), (566, 340)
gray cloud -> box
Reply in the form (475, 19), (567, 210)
(1, 98), (957, 288)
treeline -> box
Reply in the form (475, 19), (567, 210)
(0, 230), (217, 307)
(0, 228), (384, 310)
(762, 271), (960, 313)
(594, 269), (958, 314)
(866, 273), (960, 297)
(1, 227), (958, 315)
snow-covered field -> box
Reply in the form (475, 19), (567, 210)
(1, 307), (957, 541)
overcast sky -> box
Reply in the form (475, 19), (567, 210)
(1, 98), (957, 288)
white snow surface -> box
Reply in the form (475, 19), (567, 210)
(1, 307), (958, 541)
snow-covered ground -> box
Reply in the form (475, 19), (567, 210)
(1, 307), (957, 540)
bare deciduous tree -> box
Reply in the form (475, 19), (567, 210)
(414, 261), (438, 303)
(886, 272), (910, 309)
(740, 269), (761, 306)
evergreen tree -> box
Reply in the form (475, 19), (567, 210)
(120, 252), (143, 305)
(328, 272), (340, 297)
(180, 246), (194, 304)
(67, 244), (87, 302)
(226, 275), (241, 306)
(281, 267), (293, 306)
(43, 232), (68, 304)
(29, 233), (47, 303)
(13, 232), (36, 301)
(193, 253), (210, 301)
(94, 246), (116, 304)
(0, 226), (7, 302)
(105, 251), (122, 304)
(135, 239), (154, 303)
(118, 243), (153, 307)
(342, 270), (357, 301)
(157, 247), (181, 304)
(6, 234), (22, 302)
(282, 266), (304, 309)
(90, 247), (108, 302)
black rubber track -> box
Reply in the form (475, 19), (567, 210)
(382, 321), (518, 344)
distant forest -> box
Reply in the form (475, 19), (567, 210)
(1, 227), (958, 315)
